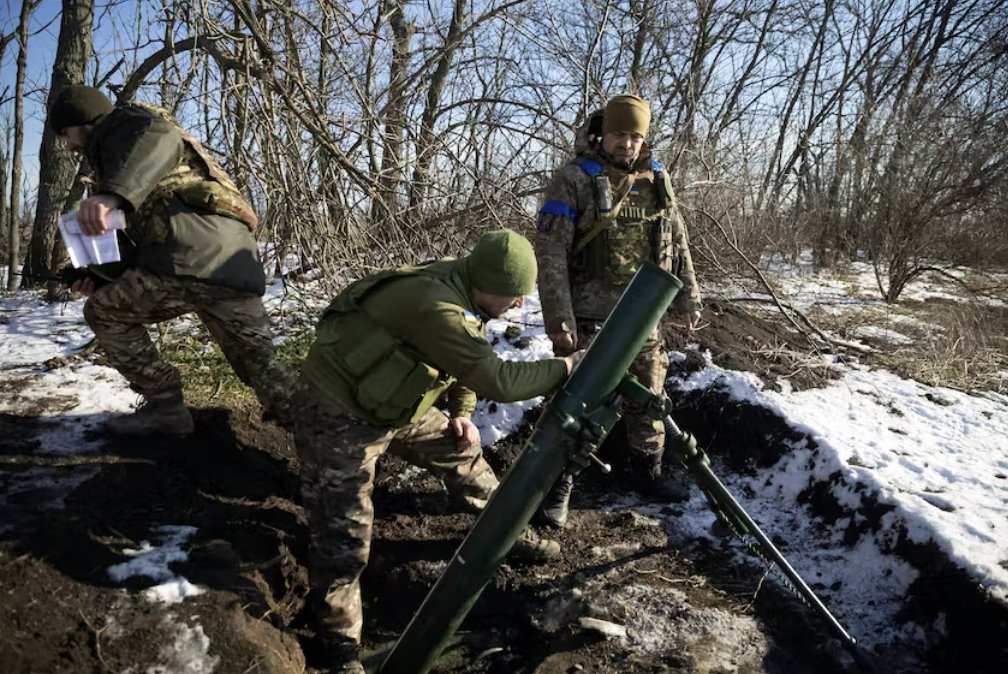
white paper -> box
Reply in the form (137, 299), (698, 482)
(58, 209), (127, 268)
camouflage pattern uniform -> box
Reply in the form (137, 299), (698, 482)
(84, 267), (293, 416)
(296, 258), (568, 657)
(80, 103), (295, 419)
(535, 127), (702, 470)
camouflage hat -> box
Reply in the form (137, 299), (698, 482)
(466, 230), (537, 296)
(602, 94), (651, 136)
(49, 85), (114, 132)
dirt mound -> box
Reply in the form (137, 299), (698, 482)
(665, 299), (838, 391)
(0, 408), (307, 674)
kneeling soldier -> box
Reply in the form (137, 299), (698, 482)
(294, 230), (582, 673)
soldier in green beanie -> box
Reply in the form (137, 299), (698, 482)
(294, 229), (583, 673)
(533, 93), (705, 528)
(48, 84), (295, 435)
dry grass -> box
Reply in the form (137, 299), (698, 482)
(814, 298), (1008, 394)
(156, 326), (314, 410)
(885, 301), (1008, 394)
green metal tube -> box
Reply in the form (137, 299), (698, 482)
(379, 263), (682, 674)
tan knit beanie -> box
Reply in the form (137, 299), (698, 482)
(601, 94), (651, 136)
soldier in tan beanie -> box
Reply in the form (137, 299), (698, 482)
(532, 93), (705, 527)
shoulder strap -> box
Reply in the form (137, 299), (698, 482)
(570, 156), (605, 177)
(570, 171), (638, 257)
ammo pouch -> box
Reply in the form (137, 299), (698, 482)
(333, 310), (442, 426)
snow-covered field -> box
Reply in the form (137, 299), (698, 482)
(1, 257), (1006, 666)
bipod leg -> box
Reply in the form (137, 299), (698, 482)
(663, 415), (876, 672)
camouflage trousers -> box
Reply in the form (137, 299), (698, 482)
(83, 267), (296, 418)
(562, 321), (670, 467)
(293, 377), (498, 650)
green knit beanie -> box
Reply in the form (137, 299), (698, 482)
(466, 230), (538, 296)
(49, 85), (114, 132)
(602, 94), (651, 136)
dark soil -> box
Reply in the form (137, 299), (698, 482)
(1, 301), (1006, 673)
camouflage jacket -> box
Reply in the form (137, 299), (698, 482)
(302, 259), (568, 428)
(534, 146), (702, 335)
(86, 104), (265, 294)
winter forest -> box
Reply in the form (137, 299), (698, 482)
(2, 0), (1004, 298)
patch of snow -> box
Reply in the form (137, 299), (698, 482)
(107, 525), (205, 604)
(473, 293), (555, 447)
(850, 325), (914, 345)
(145, 615), (220, 674)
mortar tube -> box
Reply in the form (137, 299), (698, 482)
(379, 263), (682, 674)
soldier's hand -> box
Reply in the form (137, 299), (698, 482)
(549, 331), (576, 354)
(70, 276), (97, 297)
(450, 417), (481, 451)
(563, 349), (586, 375)
(77, 193), (125, 235)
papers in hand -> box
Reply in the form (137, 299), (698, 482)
(58, 209), (126, 268)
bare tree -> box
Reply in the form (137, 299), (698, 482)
(22, 0), (94, 293)
(9, 0), (999, 303)
(408, 0), (467, 216)
(7, 1), (40, 290)
(1, 120), (9, 284)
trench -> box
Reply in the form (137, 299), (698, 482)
(666, 381), (1008, 674)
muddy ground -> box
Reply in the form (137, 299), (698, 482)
(2, 301), (1007, 673)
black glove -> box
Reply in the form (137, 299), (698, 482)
(57, 265), (109, 289)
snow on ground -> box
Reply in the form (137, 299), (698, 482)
(2, 263), (1006, 659)
(107, 525), (205, 604)
(121, 615), (220, 674)
(474, 292), (556, 446)
(660, 349), (1008, 647)
(717, 251), (1008, 318)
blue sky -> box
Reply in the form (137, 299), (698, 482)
(1, 0), (152, 195)
(1, 0), (64, 190)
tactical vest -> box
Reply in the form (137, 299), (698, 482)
(571, 156), (674, 284)
(127, 103), (259, 245)
(315, 262), (465, 427)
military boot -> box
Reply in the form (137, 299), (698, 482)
(537, 472), (574, 529)
(509, 527), (561, 563)
(445, 471), (499, 514)
(316, 622), (365, 674)
(322, 646), (364, 674)
(105, 394), (194, 436)
(628, 459), (690, 503)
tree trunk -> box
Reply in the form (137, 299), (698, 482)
(627, 0), (650, 95)
(22, 0), (94, 296)
(408, 0), (466, 217)
(371, 0), (413, 224)
(7, 0), (35, 291)
(1, 130), (9, 288)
